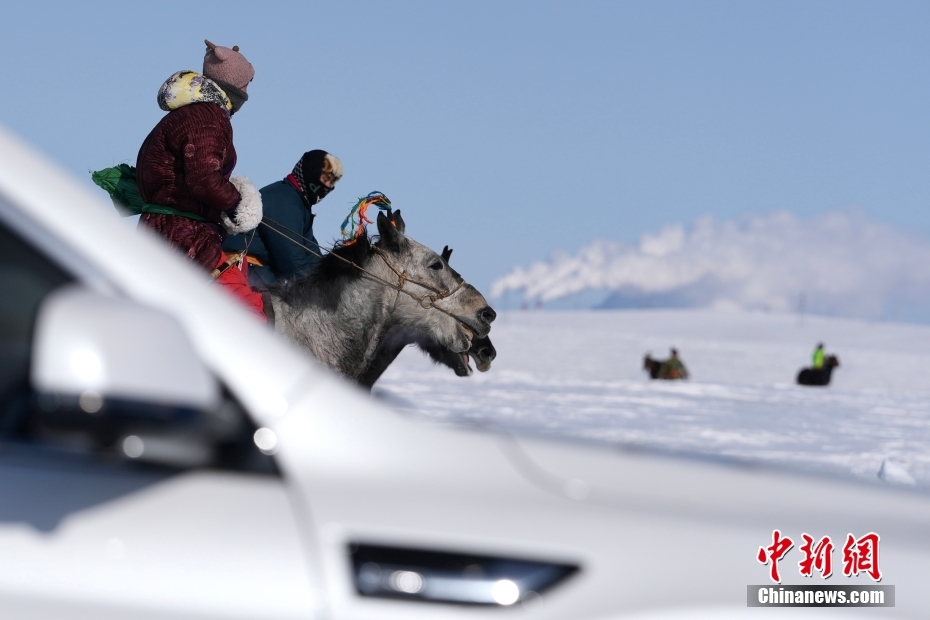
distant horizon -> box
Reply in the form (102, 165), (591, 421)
(491, 208), (930, 324)
(491, 304), (930, 325)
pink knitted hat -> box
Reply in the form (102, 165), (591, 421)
(203, 40), (254, 92)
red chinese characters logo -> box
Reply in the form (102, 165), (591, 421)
(798, 534), (833, 578)
(757, 531), (882, 582)
(842, 532), (881, 581)
(757, 530), (794, 583)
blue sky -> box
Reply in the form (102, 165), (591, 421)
(3, 1), (929, 294)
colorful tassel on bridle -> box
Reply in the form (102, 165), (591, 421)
(340, 191), (393, 244)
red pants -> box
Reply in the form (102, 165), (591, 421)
(214, 253), (266, 322)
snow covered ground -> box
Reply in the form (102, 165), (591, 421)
(374, 309), (930, 488)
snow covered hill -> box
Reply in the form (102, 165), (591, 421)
(491, 210), (930, 322)
(375, 309), (930, 488)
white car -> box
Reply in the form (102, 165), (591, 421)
(0, 124), (928, 619)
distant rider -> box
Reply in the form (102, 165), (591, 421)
(224, 150), (343, 288)
(660, 348), (689, 380)
(135, 40), (265, 319)
(812, 343), (825, 370)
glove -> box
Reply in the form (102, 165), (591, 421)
(220, 175), (263, 234)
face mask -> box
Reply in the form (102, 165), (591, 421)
(305, 181), (333, 204)
(213, 80), (249, 115)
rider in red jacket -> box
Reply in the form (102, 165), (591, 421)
(136, 41), (265, 319)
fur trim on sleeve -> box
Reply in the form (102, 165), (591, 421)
(221, 175), (263, 233)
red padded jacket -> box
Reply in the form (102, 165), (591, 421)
(136, 99), (243, 270)
(136, 101), (240, 221)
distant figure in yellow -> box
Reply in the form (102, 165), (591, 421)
(812, 343), (825, 370)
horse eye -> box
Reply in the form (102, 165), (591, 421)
(428, 261), (444, 270)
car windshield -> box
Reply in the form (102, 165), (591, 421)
(0, 210), (73, 437)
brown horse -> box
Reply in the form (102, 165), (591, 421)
(643, 355), (663, 379)
(643, 352), (689, 380)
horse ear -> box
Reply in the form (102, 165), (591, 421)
(441, 245), (453, 262)
(390, 209), (406, 234)
(377, 211), (404, 250)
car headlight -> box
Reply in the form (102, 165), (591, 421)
(350, 543), (579, 606)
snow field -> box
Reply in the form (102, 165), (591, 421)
(374, 309), (930, 487)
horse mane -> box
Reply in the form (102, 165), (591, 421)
(272, 218), (411, 311)
(274, 228), (374, 309)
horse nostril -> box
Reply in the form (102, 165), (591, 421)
(480, 307), (497, 324)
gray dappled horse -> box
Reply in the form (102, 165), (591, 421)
(358, 329), (496, 389)
(358, 245), (496, 389)
(269, 210), (496, 383)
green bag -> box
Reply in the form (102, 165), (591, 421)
(91, 164), (207, 221)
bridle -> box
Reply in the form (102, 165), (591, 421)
(259, 217), (469, 321)
(369, 245), (466, 310)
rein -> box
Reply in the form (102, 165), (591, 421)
(369, 245), (466, 309)
(258, 217), (468, 319)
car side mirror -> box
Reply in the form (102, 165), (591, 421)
(29, 286), (226, 466)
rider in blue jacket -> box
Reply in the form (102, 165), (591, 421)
(224, 150), (343, 287)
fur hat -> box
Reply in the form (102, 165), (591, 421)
(203, 40), (254, 92)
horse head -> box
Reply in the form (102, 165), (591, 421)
(271, 210), (496, 381)
(471, 335), (496, 372)
(418, 334), (497, 377)
(431, 245), (495, 373)
(355, 240), (497, 389)
(375, 210), (495, 353)
(418, 244), (496, 375)
(643, 353), (663, 379)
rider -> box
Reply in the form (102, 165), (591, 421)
(812, 343), (825, 369)
(660, 348), (689, 380)
(135, 40), (265, 319)
(224, 150), (343, 288)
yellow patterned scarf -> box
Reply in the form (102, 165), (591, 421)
(157, 70), (232, 113)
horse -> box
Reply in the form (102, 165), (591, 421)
(643, 353), (689, 380)
(357, 245), (497, 389)
(643, 355), (663, 379)
(796, 355), (840, 386)
(269, 210), (496, 382)
(358, 329), (497, 389)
